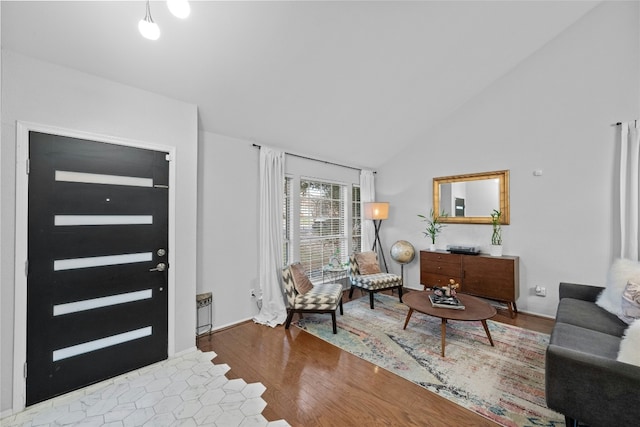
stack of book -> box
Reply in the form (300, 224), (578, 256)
(429, 294), (465, 310)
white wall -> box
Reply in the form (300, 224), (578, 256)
(197, 132), (261, 328)
(196, 132), (360, 328)
(1, 51), (199, 412)
(376, 1), (640, 317)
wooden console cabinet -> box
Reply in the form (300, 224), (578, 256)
(420, 250), (519, 317)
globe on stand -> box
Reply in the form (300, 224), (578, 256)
(390, 240), (416, 287)
(390, 240), (416, 264)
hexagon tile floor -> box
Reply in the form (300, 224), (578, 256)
(0, 350), (290, 427)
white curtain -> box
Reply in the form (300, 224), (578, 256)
(253, 147), (288, 327)
(619, 121), (640, 261)
(360, 170), (375, 252)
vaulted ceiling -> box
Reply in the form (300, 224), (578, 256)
(2, 1), (599, 168)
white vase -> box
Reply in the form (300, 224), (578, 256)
(429, 243), (436, 251)
(489, 245), (503, 257)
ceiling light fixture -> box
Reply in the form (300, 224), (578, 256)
(167, 0), (191, 19)
(138, 1), (160, 40)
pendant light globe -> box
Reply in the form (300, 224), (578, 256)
(167, 0), (191, 19)
(139, 1), (160, 40)
(138, 19), (160, 40)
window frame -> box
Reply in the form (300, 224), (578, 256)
(351, 184), (361, 255)
(283, 176), (293, 266)
(298, 178), (347, 283)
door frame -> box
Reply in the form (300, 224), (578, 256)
(12, 121), (177, 412)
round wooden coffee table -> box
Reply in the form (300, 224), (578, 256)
(403, 291), (497, 357)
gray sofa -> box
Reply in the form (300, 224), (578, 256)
(545, 282), (640, 427)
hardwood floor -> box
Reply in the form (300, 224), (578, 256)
(196, 289), (555, 427)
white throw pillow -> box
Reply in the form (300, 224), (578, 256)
(618, 318), (640, 367)
(620, 279), (640, 324)
(596, 258), (640, 316)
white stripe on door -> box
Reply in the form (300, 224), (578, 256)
(52, 327), (152, 362)
(54, 215), (153, 226)
(55, 170), (153, 187)
(53, 290), (153, 316)
(53, 252), (153, 271)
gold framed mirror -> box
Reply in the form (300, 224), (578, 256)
(433, 170), (509, 224)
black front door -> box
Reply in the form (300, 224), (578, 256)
(26, 131), (169, 405)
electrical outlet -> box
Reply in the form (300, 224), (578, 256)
(535, 286), (547, 297)
(250, 288), (256, 298)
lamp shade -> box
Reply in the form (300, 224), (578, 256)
(364, 202), (389, 220)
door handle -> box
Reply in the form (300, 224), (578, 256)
(150, 263), (166, 272)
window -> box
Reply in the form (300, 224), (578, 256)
(299, 179), (346, 283)
(352, 185), (361, 254)
(283, 176), (292, 266)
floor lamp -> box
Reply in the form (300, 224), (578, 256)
(364, 202), (390, 273)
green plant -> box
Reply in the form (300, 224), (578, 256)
(490, 209), (502, 245)
(418, 209), (448, 244)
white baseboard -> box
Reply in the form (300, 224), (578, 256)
(172, 346), (198, 358)
(211, 317), (255, 332)
(518, 309), (555, 320)
(1, 408), (15, 421)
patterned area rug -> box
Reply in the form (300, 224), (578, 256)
(294, 293), (563, 427)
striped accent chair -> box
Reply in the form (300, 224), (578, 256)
(282, 264), (344, 334)
(348, 253), (403, 309)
